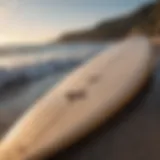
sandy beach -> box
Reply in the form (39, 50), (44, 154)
(0, 43), (160, 160)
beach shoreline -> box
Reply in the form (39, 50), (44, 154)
(0, 42), (160, 154)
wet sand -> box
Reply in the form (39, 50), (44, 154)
(0, 73), (67, 138)
(0, 45), (160, 159)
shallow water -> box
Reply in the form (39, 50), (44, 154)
(0, 43), (106, 89)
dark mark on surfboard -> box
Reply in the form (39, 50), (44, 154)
(66, 90), (86, 102)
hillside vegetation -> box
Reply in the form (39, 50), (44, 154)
(57, 2), (160, 42)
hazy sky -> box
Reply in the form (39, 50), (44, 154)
(0, 0), (154, 45)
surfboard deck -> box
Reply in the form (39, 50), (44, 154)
(0, 37), (153, 160)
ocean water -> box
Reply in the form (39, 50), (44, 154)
(0, 43), (107, 90)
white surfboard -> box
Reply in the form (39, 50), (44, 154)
(0, 37), (152, 160)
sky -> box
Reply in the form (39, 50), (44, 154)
(0, 0), (154, 46)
